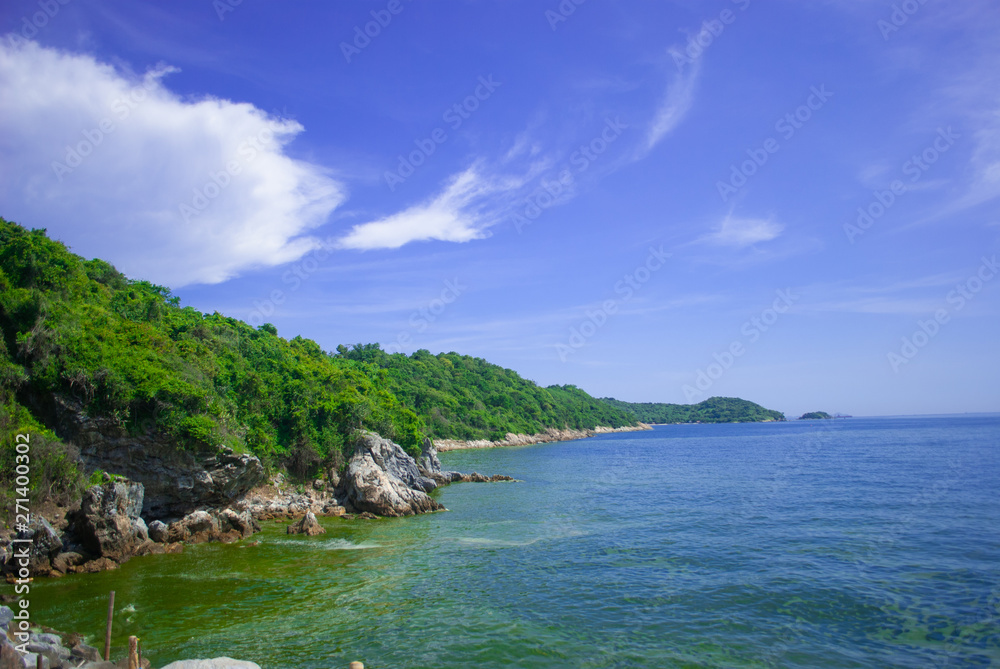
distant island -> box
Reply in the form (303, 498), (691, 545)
(602, 396), (786, 424)
(799, 411), (832, 420)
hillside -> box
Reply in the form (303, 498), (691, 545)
(0, 218), (636, 505)
(602, 396), (786, 424)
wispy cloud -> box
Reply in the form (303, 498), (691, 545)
(699, 214), (784, 247)
(337, 167), (495, 250)
(642, 59), (700, 156)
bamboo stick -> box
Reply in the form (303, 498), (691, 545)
(104, 591), (115, 661)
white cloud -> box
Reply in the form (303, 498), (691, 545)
(701, 215), (783, 247)
(0, 39), (344, 287)
(642, 58), (700, 155)
(337, 167), (493, 250)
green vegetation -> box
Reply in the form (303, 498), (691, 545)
(799, 411), (832, 420)
(336, 344), (636, 441)
(602, 396), (785, 424)
(0, 218), (636, 492)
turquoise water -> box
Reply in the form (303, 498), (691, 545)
(24, 416), (1000, 667)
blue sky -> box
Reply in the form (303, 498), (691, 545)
(1, 0), (998, 417)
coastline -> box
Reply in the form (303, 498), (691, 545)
(434, 423), (652, 452)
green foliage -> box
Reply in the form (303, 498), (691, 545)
(336, 346), (637, 441)
(602, 396), (785, 424)
(799, 411), (832, 420)
(0, 218), (637, 488)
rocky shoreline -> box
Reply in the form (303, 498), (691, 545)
(0, 433), (512, 581)
(434, 423), (652, 451)
(0, 432), (510, 668)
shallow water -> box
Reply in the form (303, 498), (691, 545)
(24, 416), (1000, 667)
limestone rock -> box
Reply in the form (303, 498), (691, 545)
(51, 396), (266, 519)
(147, 520), (169, 543)
(166, 508), (259, 544)
(160, 659), (262, 669)
(340, 434), (443, 517)
(286, 512), (326, 536)
(8, 517), (63, 574)
(73, 478), (147, 563)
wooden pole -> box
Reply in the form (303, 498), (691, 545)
(128, 636), (139, 669)
(104, 590), (115, 661)
(36, 654), (43, 669)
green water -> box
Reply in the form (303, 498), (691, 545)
(18, 417), (1000, 667)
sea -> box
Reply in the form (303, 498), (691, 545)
(28, 415), (1000, 668)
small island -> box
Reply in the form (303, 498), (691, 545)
(799, 411), (832, 420)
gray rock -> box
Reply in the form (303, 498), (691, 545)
(52, 396), (266, 519)
(147, 520), (169, 543)
(286, 512), (326, 536)
(29, 633), (63, 646)
(8, 517), (64, 574)
(417, 437), (442, 474)
(160, 659), (262, 669)
(359, 432), (438, 493)
(79, 663), (117, 669)
(71, 643), (101, 662)
(167, 508), (258, 544)
(0, 606), (13, 627)
(74, 478), (148, 562)
(341, 434), (443, 517)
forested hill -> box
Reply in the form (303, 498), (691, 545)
(602, 396), (785, 423)
(0, 218), (635, 497)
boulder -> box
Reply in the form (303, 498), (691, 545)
(51, 552), (86, 574)
(167, 511), (218, 543)
(166, 509), (259, 544)
(286, 512), (326, 536)
(8, 517), (63, 574)
(74, 478), (148, 563)
(147, 520), (169, 543)
(357, 432), (438, 493)
(160, 659), (262, 669)
(340, 435), (443, 517)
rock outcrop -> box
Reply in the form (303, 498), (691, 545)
(48, 396), (266, 519)
(165, 509), (259, 544)
(415, 438), (515, 485)
(10, 517), (63, 574)
(73, 477), (148, 562)
(287, 512), (326, 536)
(339, 433), (443, 516)
(0, 607), (109, 669)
